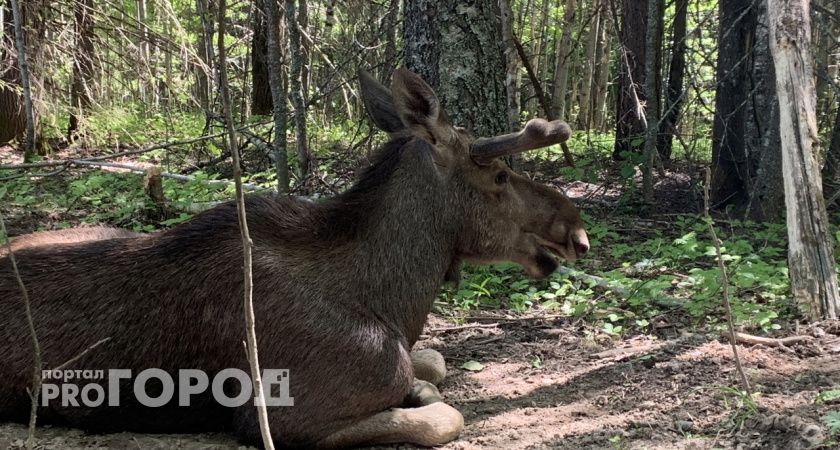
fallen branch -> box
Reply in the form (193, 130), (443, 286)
(428, 323), (499, 334)
(704, 168), (751, 394)
(727, 331), (814, 347)
(3, 159), (266, 192)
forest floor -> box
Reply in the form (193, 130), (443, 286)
(0, 315), (838, 449)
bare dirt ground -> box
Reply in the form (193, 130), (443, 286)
(1, 314), (838, 450)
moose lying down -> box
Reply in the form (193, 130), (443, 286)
(0, 69), (589, 448)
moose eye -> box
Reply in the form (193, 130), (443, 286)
(495, 171), (508, 185)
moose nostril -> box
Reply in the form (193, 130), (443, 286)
(574, 242), (589, 257)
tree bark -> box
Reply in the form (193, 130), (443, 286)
(286, 0), (310, 179)
(613, 0), (647, 159)
(251, 0), (273, 115)
(266, 0), (290, 192)
(768, 0), (839, 320)
(642, 0), (662, 203)
(592, 5), (612, 132)
(0, 2), (25, 146)
(745, 0), (783, 221)
(68, 0), (95, 140)
(403, 0), (508, 137)
(499, 0), (520, 131)
(9, 0), (35, 162)
(710, 0), (755, 209)
(577, 0), (601, 130)
(656, 0), (687, 160)
(550, 0), (575, 120)
(823, 102), (840, 198)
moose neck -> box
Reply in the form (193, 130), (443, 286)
(331, 139), (458, 345)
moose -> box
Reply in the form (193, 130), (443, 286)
(0, 68), (589, 448)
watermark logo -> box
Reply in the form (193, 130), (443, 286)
(41, 369), (294, 408)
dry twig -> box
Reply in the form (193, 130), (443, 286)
(704, 168), (751, 394)
(0, 211), (41, 450)
(217, 3), (274, 448)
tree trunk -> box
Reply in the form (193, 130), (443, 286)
(286, 0), (310, 179)
(265, 0), (290, 192)
(195, 0), (216, 124)
(382, 0), (400, 81)
(137, 0), (149, 105)
(551, 0), (575, 120)
(403, 0), (508, 137)
(710, 0), (755, 209)
(745, 0), (783, 221)
(642, 0), (661, 203)
(592, 5), (612, 132)
(768, 0), (839, 320)
(499, 0), (520, 131)
(9, 0), (35, 162)
(577, 0), (601, 130)
(0, 2), (25, 146)
(68, 0), (95, 140)
(298, 0), (310, 99)
(251, 0), (272, 115)
(823, 103), (840, 199)
(613, 0), (647, 159)
(656, 0), (687, 161)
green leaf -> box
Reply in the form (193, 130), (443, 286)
(461, 360), (484, 372)
(817, 388), (840, 404)
(531, 356), (542, 369)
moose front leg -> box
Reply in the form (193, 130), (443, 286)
(316, 402), (464, 449)
(409, 349), (446, 385)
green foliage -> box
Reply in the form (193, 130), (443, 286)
(440, 214), (795, 335)
(816, 388), (840, 404)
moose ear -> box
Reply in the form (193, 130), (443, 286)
(358, 70), (405, 133)
(391, 68), (451, 143)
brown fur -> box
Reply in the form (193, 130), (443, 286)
(0, 69), (588, 448)
(0, 226), (141, 257)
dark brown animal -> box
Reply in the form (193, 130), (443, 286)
(0, 69), (588, 448)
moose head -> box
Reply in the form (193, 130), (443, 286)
(359, 68), (589, 278)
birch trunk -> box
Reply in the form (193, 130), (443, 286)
(768, 0), (839, 320)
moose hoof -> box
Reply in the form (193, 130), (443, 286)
(410, 349), (446, 385)
(411, 402), (464, 447)
(404, 379), (443, 407)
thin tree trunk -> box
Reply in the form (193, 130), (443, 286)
(251, 0), (272, 115)
(298, 0), (310, 99)
(768, 0), (839, 320)
(551, 0), (575, 120)
(577, 0), (601, 130)
(499, 0), (520, 131)
(823, 103), (840, 198)
(656, 0), (687, 160)
(642, 0), (661, 203)
(266, 0), (290, 192)
(68, 0), (95, 141)
(286, 0), (310, 180)
(9, 0), (35, 162)
(613, 0), (647, 159)
(592, 4), (612, 132)
(196, 0), (216, 127)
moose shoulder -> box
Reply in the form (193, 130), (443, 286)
(0, 68), (588, 448)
